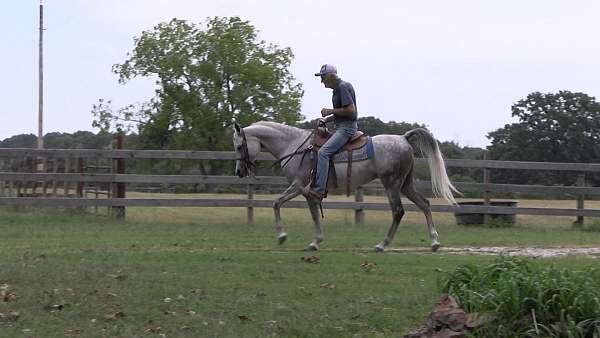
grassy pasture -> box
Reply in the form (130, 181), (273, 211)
(1, 196), (599, 337)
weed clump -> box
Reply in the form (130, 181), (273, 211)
(440, 257), (600, 337)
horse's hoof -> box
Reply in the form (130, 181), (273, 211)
(307, 243), (319, 251)
(277, 233), (288, 245)
(374, 244), (385, 252)
(431, 242), (440, 252)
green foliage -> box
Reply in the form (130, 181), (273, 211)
(582, 220), (600, 233)
(488, 91), (600, 186)
(0, 132), (114, 149)
(299, 116), (425, 136)
(93, 17), (303, 153)
(0, 134), (37, 148)
(441, 257), (600, 337)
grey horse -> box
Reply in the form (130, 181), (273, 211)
(232, 121), (458, 252)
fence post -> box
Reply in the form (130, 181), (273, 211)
(573, 173), (585, 227)
(0, 159), (4, 196)
(64, 157), (71, 197)
(247, 183), (254, 225)
(483, 151), (491, 224)
(355, 186), (365, 224)
(112, 132), (126, 219)
(76, 158), (84, 198)
(51, 158), (58, 197)
(41, 157), (48, 197)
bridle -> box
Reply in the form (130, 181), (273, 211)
(236, 127), (256, 177)
(236, 120), (323, 176)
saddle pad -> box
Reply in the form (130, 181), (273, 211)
(332, 137), (374, 163)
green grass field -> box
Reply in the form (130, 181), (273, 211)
(1, 199), (599, 337)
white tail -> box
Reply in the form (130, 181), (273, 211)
(404, 128), (460, 205)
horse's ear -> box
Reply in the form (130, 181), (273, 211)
(233, 122), (241, 134)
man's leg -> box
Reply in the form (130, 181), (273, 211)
(312, 129), (353, 195)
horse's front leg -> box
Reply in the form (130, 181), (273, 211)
(306, 199), (324, 251)
(273, 183), (301, 245)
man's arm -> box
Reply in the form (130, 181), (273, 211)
(321, 104), (356, 118)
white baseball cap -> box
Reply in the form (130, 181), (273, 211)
(314, 64), (337, 76)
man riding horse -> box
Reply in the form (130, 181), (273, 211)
(302, 64), (358, 202)
(232, 64), (459, 252)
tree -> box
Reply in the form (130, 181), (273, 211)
(93, 17), (304, 162)
(299, 116), (424, 136)
(487, 91), (600, 185)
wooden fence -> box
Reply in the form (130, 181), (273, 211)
(1, 148), (600, 224)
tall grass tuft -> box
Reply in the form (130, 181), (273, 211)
(440, 257), (600, 337)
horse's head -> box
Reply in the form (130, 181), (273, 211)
(232, 123), (260, 177)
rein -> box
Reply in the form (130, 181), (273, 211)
(271, 128), (316, 169)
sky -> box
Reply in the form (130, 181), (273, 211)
(2, 1), (600, 148)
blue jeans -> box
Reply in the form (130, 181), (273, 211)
(313, 121), (358, 194)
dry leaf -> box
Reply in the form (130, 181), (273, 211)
(107, 274), (127, 281)
(103, 311), (126, 321)
(44, 303), (67, 312)
(144, 326), (162, 333)
(266, 320), (284, 333)
(0, 311), (20, 322)
(465, 313), (490, 328)
(64, 329), (83, 336)
(320, 283), (336, 289)
(163, 310), (177, 316)
(360, 261), (377, 271)
(301, 256), (320, 263)
(1, 290), (17, 302)
(298, 286), (312, 296)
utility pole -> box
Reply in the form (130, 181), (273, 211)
(38, 0), (44, 150)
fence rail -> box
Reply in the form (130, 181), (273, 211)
(1, 148), (598, 224)
(3, 148), (600, 172)
(0, 173), (599, 195)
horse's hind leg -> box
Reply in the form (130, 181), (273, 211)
(402, 179), (440, 252)
(273, 183), (301, 245)
(375, 179), (406, 252)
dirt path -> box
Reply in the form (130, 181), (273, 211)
(390, 246), (600, 258)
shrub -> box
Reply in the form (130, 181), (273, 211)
(440, 257), (600, 337)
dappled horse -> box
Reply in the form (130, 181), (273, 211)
(232, 121), (458, 252)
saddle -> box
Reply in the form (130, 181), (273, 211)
(310, 124), (368, 197)
(313, 128), (368, 150)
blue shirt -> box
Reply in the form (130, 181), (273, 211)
(332, 79), (358, 123)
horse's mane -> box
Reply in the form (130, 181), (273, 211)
(250, 121), (308, 137)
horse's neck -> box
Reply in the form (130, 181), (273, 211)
(246, 123), (309, 159)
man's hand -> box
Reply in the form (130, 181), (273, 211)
(321, 104), (356, 118)
(318, 115), (334, 124)
(321, 108), (333, 117)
